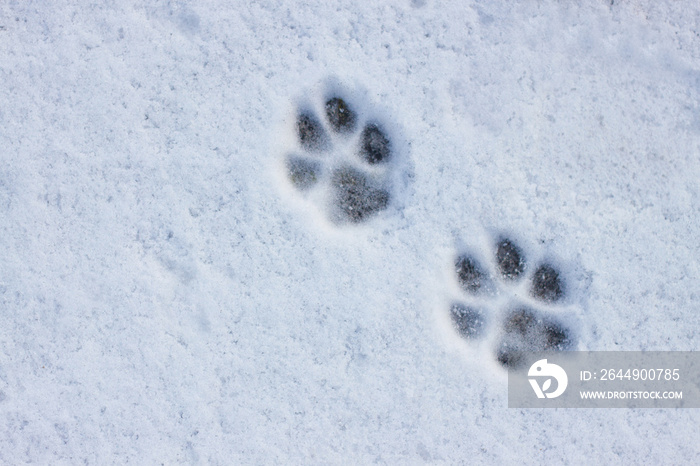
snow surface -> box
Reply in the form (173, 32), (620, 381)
(1, 0), (699, 463)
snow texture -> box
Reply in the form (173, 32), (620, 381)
(1, 0), (700, 463)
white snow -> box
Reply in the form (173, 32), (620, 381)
(1, 0), (699, 463)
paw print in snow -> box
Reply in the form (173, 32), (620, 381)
(448, 236), (576, 369)
(282, 85), (408, 225)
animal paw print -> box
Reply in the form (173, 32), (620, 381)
(282, 89), (405, 224)
(449, 237), (575, 369)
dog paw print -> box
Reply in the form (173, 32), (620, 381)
(282, 89), (406, 224)
(449, 237), (575, 369)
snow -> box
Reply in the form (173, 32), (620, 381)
(1, 0), (699, 463)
